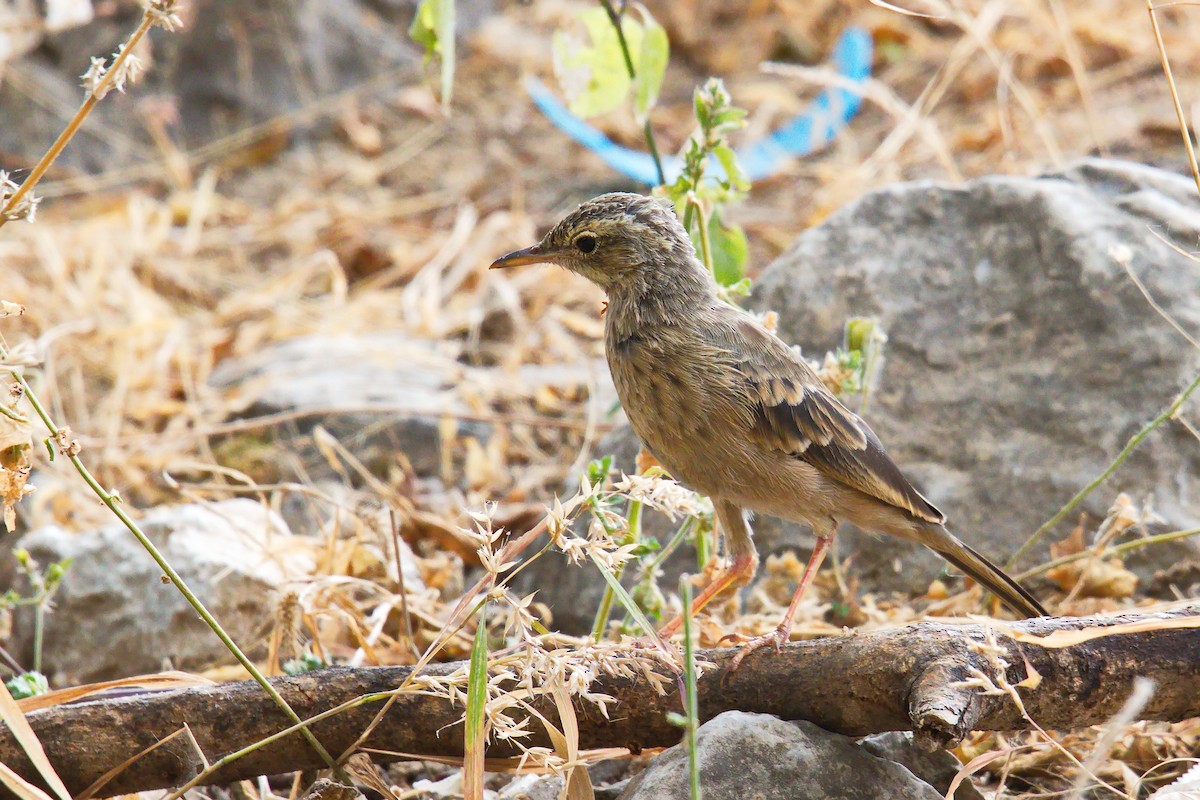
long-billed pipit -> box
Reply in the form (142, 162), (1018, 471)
(491, 193), (1046, 662)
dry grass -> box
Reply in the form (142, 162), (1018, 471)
(1, 0), (1200, 797)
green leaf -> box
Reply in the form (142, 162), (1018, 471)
(588, 552), (659, 640)
(409, 0), (440, 54)
(43, 559), (71, 587)
(586, 455), (614, 488)
(718, 277), (753, 300)
(463, 602), (489, 799)
(553, 7), (638, 119)
(409, 0), (456, 109)
(705, 215), (748, 287)
(628, 578), (664, 618)
(282, 653), (326, 675)
(844, 317), (877, 354)
(712, 143), (749, 192)
(633, 13), (669, 123)
(834, 347), (865, 395)
(5, 671), (48, 700)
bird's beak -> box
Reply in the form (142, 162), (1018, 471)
(489, 244), (547, 270)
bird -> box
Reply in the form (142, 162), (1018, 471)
(490, 192), (1047, 662)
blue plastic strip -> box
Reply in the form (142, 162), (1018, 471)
(525, 26), (873, 186)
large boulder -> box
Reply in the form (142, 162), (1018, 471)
(751, 158), (1200, 577)
(209, 332), (473, 479)
(6, 499), (315, 683)
(207, 332), (615, 490)
(0, 0), (425, 172)
(618, 711), (947, 800)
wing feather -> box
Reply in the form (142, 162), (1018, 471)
(729, 319), (944, 525)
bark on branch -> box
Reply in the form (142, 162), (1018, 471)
(3, 605), (1199, 798)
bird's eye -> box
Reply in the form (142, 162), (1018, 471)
(574, 233), (598, 254)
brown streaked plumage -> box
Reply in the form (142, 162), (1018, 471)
(491, 192), (1047, 660)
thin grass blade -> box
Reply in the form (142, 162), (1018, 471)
(463, 601), (489, 800)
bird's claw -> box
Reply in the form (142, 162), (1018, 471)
(728, 626), (790, 672)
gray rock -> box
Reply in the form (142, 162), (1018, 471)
(7, 499), (314, 683)
(209, 332), (614, 484)
(497, 774), (565, 800)
(210, 332), (471, 478)
(860, 731), (983, 800)
(1, 0), (422, 172)
(749, 158), (1200, 583)
(619, 711), (942, 800)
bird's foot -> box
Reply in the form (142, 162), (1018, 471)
(725, 625), (791, 672)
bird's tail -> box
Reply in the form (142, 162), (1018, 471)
(926, 527), (1048, 619)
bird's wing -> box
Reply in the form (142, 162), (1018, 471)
(726, 317), (945, 524)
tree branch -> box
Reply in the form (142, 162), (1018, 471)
(3, 605), (1199, 798)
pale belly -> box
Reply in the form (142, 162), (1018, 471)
(604, 331), (845, 528)
(608, 338), (773, 501)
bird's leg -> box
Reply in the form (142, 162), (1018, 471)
(658, 552), (756, 637)
(728, 531), (833, 671)
(658, 501), (758, 638)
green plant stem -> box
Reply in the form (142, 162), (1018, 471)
(1015, 526), (1200, 581)
(680, 578), (702, 800)
(694, 515), (711, 573)
(8, 361), (341, 773)
(637, 517), (695, 582)
(688, 195), (715, 277)
(590, 500), (642, 641)
(588, 552), (669, 657)
(1008, 370), (1200, 568)
(0, 12), (154, 228)
(597, 0), (665, 185)
(32, 604), (43, 674)
(642, 119), (666, 185)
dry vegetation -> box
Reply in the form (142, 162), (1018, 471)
(2, 0), (1200, 797)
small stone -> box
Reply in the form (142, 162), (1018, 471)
(619, 711), (943, 800)
(859, 731), (984, 800)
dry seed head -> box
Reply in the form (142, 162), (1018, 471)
(146, 0), (183, 31)
(0, 172), (40, 222)
(54, 427), (80, 458)
(80, 56), (109, 98)
(613, 472), (710, 520)
(109, 43), (145, 94)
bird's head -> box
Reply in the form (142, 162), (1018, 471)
(489, 192), (702, 293)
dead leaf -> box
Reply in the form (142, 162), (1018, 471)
(0, 411), (33, 532)
(1050, 515), (1088, 560)
(1047, 557), (1138, 598)
(1005, 615), (1200, 648)
(1015, 658), (1042, 690)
